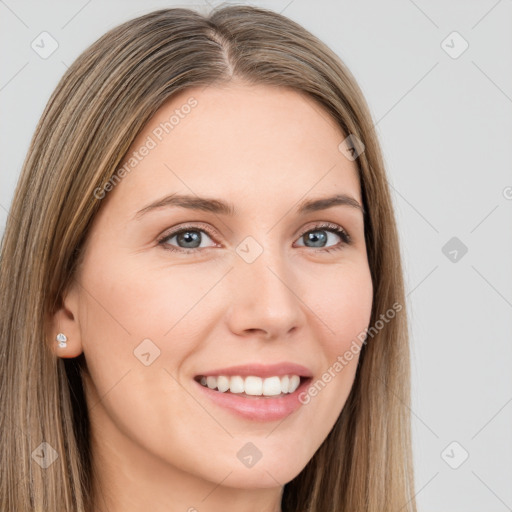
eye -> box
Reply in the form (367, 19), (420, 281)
(157, 221), (352, 254)
(157, 223), (218, 253)
(294, 222), (351, 253)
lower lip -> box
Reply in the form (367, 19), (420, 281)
(193, 378), (312, 422)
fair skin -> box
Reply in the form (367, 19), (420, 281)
(49, 82), (373, 512)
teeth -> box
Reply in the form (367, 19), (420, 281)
(262, 376), (282, 396)
(230, 375), (244, 394)
(197, 374), (303, 396)
(216, 375), (230, 393)
(245, 376), (263, 396)
(206, 376), (217, 389)
(289, 375), (300, 393)
(280, 375), (289, 393)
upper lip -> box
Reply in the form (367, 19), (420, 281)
(195, 362), (313, 379)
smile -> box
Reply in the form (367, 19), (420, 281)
(195, 374), (302, 397)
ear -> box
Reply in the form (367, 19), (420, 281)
(46, 279), (84, 359)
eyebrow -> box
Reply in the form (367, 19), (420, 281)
(133, 192), (365, 220)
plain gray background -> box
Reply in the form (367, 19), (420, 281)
(1, 1), (511, 510)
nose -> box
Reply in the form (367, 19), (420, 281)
(225, 244), (305, 341)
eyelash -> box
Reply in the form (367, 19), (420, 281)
(157, 222), (352, 255)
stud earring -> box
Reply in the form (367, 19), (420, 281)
(56, 333), (67, 348)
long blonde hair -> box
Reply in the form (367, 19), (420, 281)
(0, 6), (416, 511)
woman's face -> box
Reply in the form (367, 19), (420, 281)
(59, 82), (373, 495)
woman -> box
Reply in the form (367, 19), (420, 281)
(0, 5), (416, 511)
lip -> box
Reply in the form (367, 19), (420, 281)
(194, 362), (313, 379)
(194, 375), (312, 422)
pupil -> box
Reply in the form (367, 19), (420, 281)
(178, 231), (201, 248)
(306, 231), (326, 247)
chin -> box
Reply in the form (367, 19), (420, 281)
(218, 465), (302, 489)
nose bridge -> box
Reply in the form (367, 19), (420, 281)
(227, 236), (303, 337)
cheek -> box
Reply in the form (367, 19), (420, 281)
(297, 260), (372, 417)
(76, 256), (220, 461)
(79, 252), (215, 343)
(76, 254), (228, 405)
(309, 260), (373, 353)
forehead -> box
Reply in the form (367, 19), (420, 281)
(107, 83), (361, 216)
